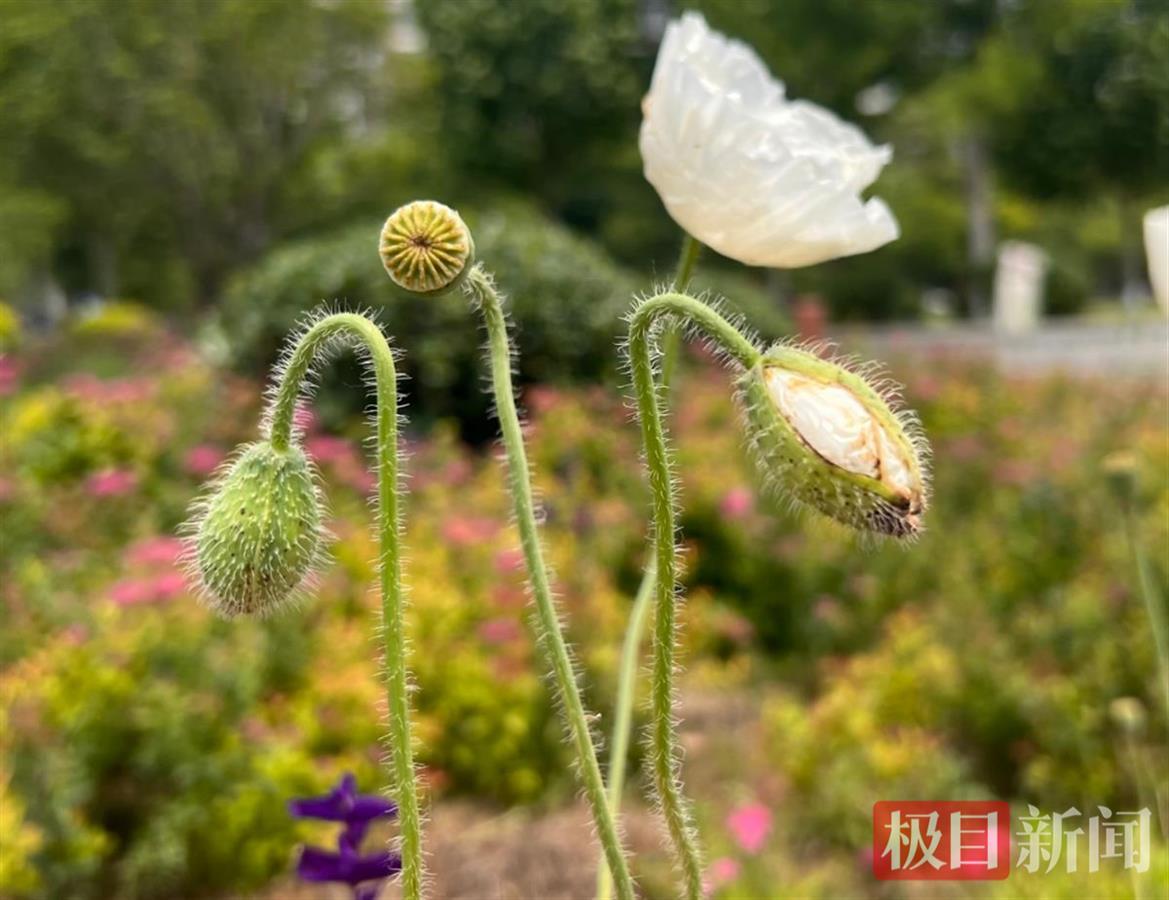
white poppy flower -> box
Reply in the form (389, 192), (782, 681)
(640, 12), (900, 268)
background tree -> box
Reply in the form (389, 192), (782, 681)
(0, 0), (390, 307)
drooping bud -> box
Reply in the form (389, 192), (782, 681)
(379, 200), (475, 296)
(738, 344), (929, 538)
(187, 441), (323, 617)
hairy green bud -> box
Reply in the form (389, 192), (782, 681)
(739, 344), (929, 538)
(379, 200), (475, 296)
(188, 441), (323, 616)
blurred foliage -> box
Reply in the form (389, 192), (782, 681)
(0, 0), (391, 303)
(3, 0), (1165, 321)
(2, 315), (1167, 897)
(2, 1), (1168, 896)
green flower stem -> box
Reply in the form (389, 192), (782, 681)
(1122, 507), (1169, 721)
(595, 561), (656, 900)
(659, 234), (702, 385)
(597, 234), (701, 900)
(269, 313), (423, 900)
(466, 265), (637, 900)
(628, 293), (759, 900)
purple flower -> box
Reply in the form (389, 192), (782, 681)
(290, 774), (400, 898)
(296, 844), (401, 886)
(289, 772), (397, 825)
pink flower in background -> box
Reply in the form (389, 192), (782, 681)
(726, 803), (772, 854)
(0, 477), (15, 503)
(86, 468), (138, 497)
(183, 444), (225, 477)
(149, 571), (187, 601)
(110, 579), (153, 606)
(64, 374), (154, 404)
(441, 458), (472, 486)
(306, 434), (357, 466)
(713, 610), (754, 647)
(493, 547), (525, 574)
(491, 585), (526, 610)
(127, 536), (184, 568)
(441, 515), (500, 546)
(292, 406), (319, 435)
(719, 486), (754, 520)
(334, 458), (377, 495)
(110, 573), (186, 606)
(704, 856), (741, 894)
(525, 384), (563, 415)
(478, 618), (522, 645)
(0, 355), (20, 396)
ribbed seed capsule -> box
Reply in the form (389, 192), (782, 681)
(192, 441), (322, 616)
(739, 345), (928, 538)
(379, 200), (475, 295)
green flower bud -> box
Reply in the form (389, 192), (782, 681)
(188, 441), (323, 617)
(379, 200), (475, 296)
(739, 344), (929, 538)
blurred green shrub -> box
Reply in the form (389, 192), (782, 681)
(214, 201), (789, 437)
(0, 609), (326, 900)
(4, 315), (1166, 897)
(214, 201), (637, 437)
(0, 301), (21, 351)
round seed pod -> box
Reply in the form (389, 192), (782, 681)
(738, 344), (929, 538)
(379, 200), (475, 296)
(191, 441), (323, 616)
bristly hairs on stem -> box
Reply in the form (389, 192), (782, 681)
(463, 260), (638, 900)
(624, 289), (930, 899)
(597, 233), (702, 900)
(181, 307), (426, 900)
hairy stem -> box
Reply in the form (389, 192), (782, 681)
(269, 313), (423, 900)
(466, 265), (637, 900)
(598, 234), (701, 900)
(628, 293), (759, 900)
(595, 561), (655, 900)
(659, 234), (702, 386)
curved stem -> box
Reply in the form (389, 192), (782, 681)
(269, 313), (423, 900)
(659, 234), (701, 385)
(598, 234), (701, 900)
(465, 266), (637, 900)
(628, 293), (759, 900)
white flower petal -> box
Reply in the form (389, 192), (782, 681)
(640, 12), (899, 269)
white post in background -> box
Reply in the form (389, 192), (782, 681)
(1144, 206), (1169, 317)
(992, 241), (1048, 336)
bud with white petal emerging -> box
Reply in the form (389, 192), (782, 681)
(739, 345), (929, 538)
(187, 440), (323, 617)
(379, 200), (475, 296)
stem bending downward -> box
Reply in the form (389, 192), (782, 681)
(628, 293), (759, 900)
(466, 266), (637, 900)
(269, 313), (423, 900)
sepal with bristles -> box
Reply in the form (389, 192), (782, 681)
(185, 440), (324, 616)
(737, 343), (929, 538)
